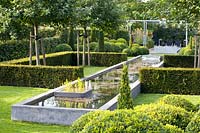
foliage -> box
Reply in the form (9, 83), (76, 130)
(134, 103), (192, 129)
(64, 77), (84, 92)
(72, 109), (183, 133)
(118, 65), (134, 109)
(140, 67), (200, 95)
(54, 44), (73, 52)
(186, 110), (200, 133)
(146, 39), (154, 49)
(159, 95), (196, 111)
(164, 55), (195, 68)
(122, 48), (132, 56)
(117, 38), (127, 44)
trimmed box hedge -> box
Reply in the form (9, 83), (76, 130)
(0, 37), (67, 62)
(4, 52), (127, 67)
(164, 55), (196, 68)
(0, 64), (83, 89)
(140, 67), (200, 95)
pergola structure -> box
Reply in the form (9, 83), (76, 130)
(126, 19), (189, 46)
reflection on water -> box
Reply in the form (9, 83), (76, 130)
(35, 58), (145, 109)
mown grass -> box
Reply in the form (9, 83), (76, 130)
(0, 86), (71, 133)
(84, 66), (107, 76)
(133, 93), (200, 106)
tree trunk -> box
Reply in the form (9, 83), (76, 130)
(194, 36), (197, 68)
(69, 27), (75, 50)
(34, 23), (40, 65)
(198, 42), (200, 68)
(77, 30), (80, 66)
(87, 34), (90, 66)
(40, 38), (46, 65)
(99, 30), (104, 52)
(29, 31), (32, 65)
(82, 27), (86, 66)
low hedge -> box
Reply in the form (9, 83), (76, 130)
(164, 55), (196, 68)
(186, 110), (200, 133)
(134, 103), (192, 129)
(0, 64), (83, 88)
(159, 95), (196, 111)
(4, 52), (127, 67)
(140, 67), (200, 95)
(72, 110), (183, 133)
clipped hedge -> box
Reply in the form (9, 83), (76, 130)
(140, 67), (200, 95)
(159, 95), (196, 111)
(164, 55), (195, 68)
(5, 52), (127, 67)
(134, 103), (192, 129)
(0, 37), (67, 62)
(72, 110), (183, 133)
(186, 110), (200, 133)
(0, 64), (83, 88)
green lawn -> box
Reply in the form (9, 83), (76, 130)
(84, 66), (107, 76)
(0, 86), (71, 133)
(133, 93), (200, 106)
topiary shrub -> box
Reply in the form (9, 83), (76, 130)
(71, 110), (108, 132)
(146, 39), (154, 49)
(117, 38), (127, 44)
(131, 46), (140, 56)
(115, 42), (128, 51)
(54, 43), (72, 52)
(89, 42), (98, 51)
(138, 46), (149, 55)
(134, 103), (192, 129)
(109, 39), (117, 43)
(186, 110), (200, 133)
(117, 65), (134, 109)
(122, 48), (133, 56)
(159, 95), (196, 111)
(72, 110), (183, 133)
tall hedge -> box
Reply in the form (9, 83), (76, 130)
(0, 37), (67, 62)
(4, 52), (127, 67)
(164, 55), (195, 68)
(140, 67), (200, 95)
(0, 64), (83, 88)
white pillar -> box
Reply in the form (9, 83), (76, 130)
(186, 22), (188, 46)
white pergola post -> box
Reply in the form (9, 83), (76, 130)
(185, 22), (188, 46)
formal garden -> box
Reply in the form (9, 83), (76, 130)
(1, 0), (200, 133)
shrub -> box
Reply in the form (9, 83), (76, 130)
(131, 46), (140, 56)
(89, 42), (98, 51)
(117, 38), (127, 44)
(104, 37), (109, 42)
(109, 39), (117, 43)
(134, 103), (192, 129)
(0, 64), (83, 88)
(138, 46), (149, 55)
(146, 39), (154, 49)
(140, 67), (200, 95)
(186, 110), (200, 133)
(54, 44), (72, 52)
(159, 95), (196, 111)
(118, 65), (134, 109)
(164, 55), (195, 68)
(122, 48), (133, 56)
(72, 110), (183, 133)
(115, 42), (128, 51)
